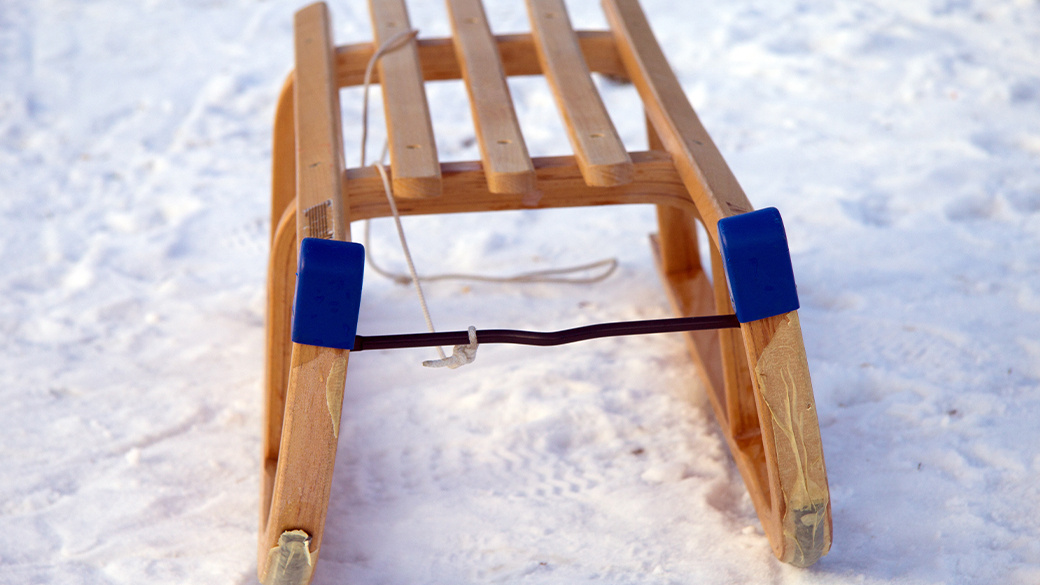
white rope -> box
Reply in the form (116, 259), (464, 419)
(361, 29), (447, 361)
(422, 326), (479, 369)
(372, 156), (447, 360)
(360, 28), (418, 168)
(362, 221), (618, 286)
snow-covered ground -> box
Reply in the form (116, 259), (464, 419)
(4, 0), (1040, 583)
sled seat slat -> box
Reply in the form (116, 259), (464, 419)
(448, 0), (536, 195)
(369, 0), (442, 198)
(526, 0), (633, 187)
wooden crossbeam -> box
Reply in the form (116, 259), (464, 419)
(332, 31), (628, 87)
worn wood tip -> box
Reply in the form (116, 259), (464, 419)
(259, 530), (317, 585)
(391, 174), (444, 198)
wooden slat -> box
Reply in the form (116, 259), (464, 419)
(525, 0), (633, 186)
(447, 0), (535, 194)
(369, 0), (442, 198)
(603, 0), (754, 245)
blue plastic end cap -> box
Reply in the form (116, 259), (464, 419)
(717, 207), (800, 323)
(291, 238), (365, 349)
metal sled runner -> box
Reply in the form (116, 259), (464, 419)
(259, 1), (832, 582)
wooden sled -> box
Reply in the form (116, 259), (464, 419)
(259, 0), (832, 582)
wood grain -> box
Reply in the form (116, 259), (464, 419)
(260, 343), (350, 581)
(262, 0), (831, 575)
(271, 75), (297, 244)
(650, 236), (724, 413)
(369, 0), (442, 198)
(708, 242), (758, 441)
(447, 0), (536, 194)
(293, 2), (347, 243)
(343, 151), (691, 220)
(648, 114), (701, 277)
(526, 0), (633, 186)
(741, 311), (832, 566)
(261, 202), (297, 536)
(260, 4), (352, 582)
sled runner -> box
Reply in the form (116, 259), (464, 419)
(258, 1), (832, 582)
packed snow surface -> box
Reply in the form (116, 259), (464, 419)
(3, 0), (1040, 583)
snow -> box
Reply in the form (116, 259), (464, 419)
(3, 0), (1040, 583)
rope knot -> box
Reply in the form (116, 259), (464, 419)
(422, 326), (478, 369)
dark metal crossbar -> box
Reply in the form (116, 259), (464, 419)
(352, 314), (741, 351)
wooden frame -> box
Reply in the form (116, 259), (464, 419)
(259, 1), (830, 583)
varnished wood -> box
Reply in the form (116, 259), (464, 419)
(655, 205), (700, 275)
(260, 4), (352, 581)
(369, 0), (442, 199)
(740, 311), (832, 566)
(709, 237), (777, 549)
(709, 242), (758, 440)
(260, 343), (350, 581)
(647, 113), (725, 411)
(651, 242), (784, 564)
(447, 0), (536, 194)
(648, 114), (701, 278)
(650, 227), (778, 549)
(271, 76), (296, 243)
(333, 31), (628, 87)
(261, 203), (298, 534)
(344, 151), (692, 221)
(526, 0), (633, 186)
(293, 2), (347, 243)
